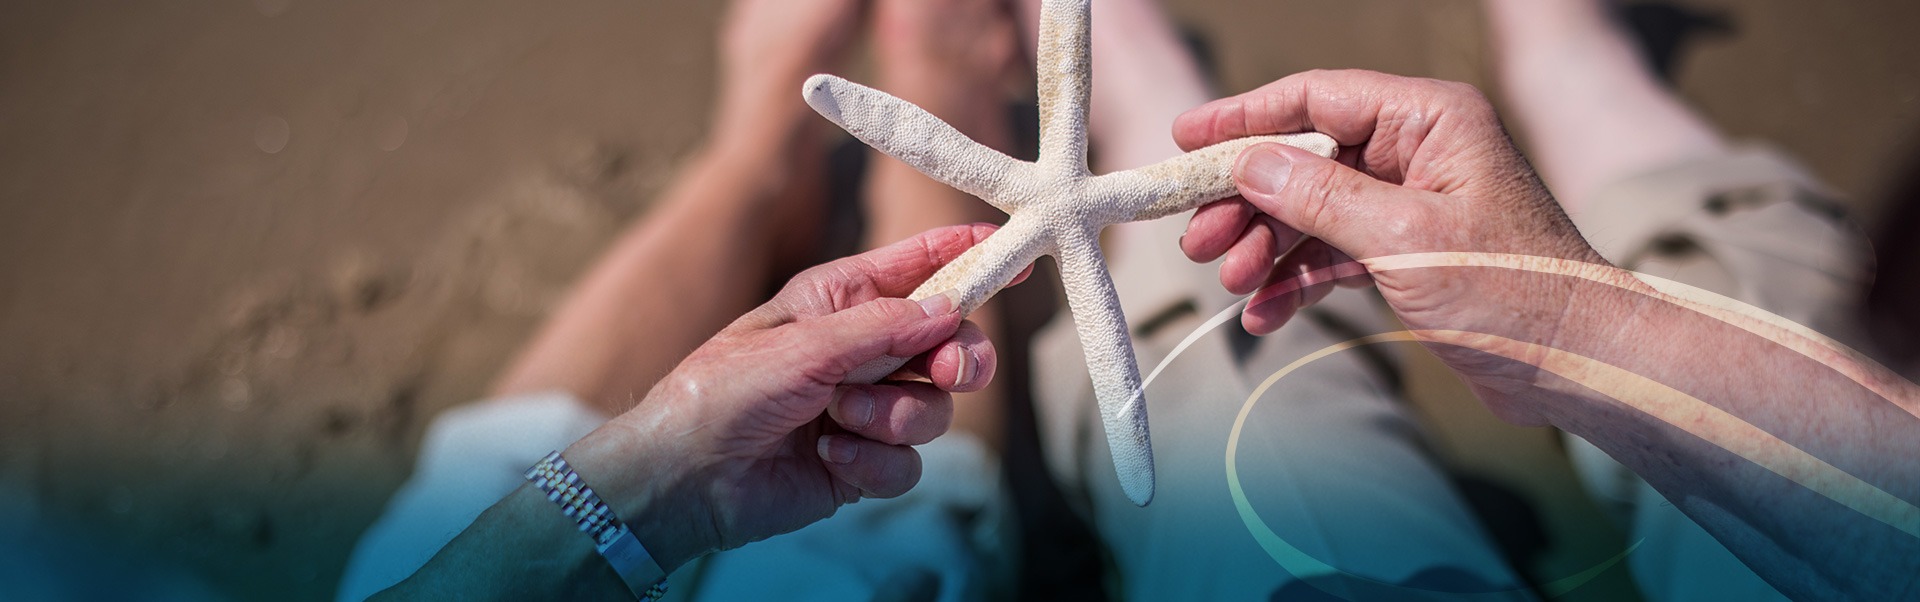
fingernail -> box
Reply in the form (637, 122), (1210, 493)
(1239, 146), (1294, 196)
(818, 435), (858, 465)
(918, 289), (962, 317)
(836, 389), (875, 428)
(953, 347), (977, 388)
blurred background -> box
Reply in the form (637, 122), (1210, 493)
(1, 0), (1917, 600)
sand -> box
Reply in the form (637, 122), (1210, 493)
(2, 1), (1917, 600)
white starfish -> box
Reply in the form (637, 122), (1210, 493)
(806, 0), (1337, 506)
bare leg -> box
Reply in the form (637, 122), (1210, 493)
(492, 0), (862, 415)
(866, 0), (1025, 450)
(1484, 0), (1729, 212)
(867, 0), (1021, 245)
(1013, 0), (1212, 173)
(1086, 0), (1216, 174)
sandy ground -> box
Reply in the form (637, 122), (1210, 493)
(2, 1), (1917, 600)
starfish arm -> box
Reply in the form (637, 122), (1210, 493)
(1035, 0), (1092, 176)
(1091, 133), (1341, 223)
(846, 218), (1052, 384)
(1055, 230), (1156, 507)
(803, 75), (1028, 212)
(906, 217), (1052, 313)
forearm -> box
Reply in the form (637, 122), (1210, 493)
(373, 486), (629, 602)
(1527, 279), (1920, 599)
(374, 426), (709, 601)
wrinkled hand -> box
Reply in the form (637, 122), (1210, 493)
(1176, 70), (1610, 424)
(567, 225), (1023, 572)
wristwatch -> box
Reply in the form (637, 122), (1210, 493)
(526, 451), (670, 600)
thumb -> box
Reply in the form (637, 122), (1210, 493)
(777, 292), (965, 385)
(1234, 143), (1424, 259)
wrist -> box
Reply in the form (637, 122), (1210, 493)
(561, 415), (719, 573)
(1527, 259), (1671, 426)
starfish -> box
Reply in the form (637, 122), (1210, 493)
(805, 0), (1337, 506)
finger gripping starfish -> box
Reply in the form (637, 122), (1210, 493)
(806, 0), (1336, 506)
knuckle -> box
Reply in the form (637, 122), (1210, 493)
(1287, 162), (1348, 228)
(776, 266), (850, 312)
(918, 390), (956, 431)
(1362, 69), (1414, 85)
(1298, 68), (1338, 81)
(866, 450), (922, 499)
(879, 386), (951, 445)
(1434, 79), (1485, 100)
(1289, 158), (1342, 199)
(1433, 80), (1499, 120)
(1313, 68), (1367, 80)
(787, 261), (841, 292)
(1379, 201), (1436, 242)
(856, 296), (918, 324)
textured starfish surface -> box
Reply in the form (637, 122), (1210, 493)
(804, 0), (1336, 506)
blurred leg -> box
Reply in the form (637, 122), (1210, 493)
(1015, 0), (1212, 173)
(1086, 0), (1215, 174)
(866, 0), (1021, 246)
(1484, 0), (1728, 211)
(492, 0), (862, 415)
(864, 0), (1026, 450)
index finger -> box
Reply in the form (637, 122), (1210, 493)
(854, 223), (1009, 299)
(1179, 70), (1501, 188)
(1173, 69), (1398, 150)
(745, 223), (1029, 328)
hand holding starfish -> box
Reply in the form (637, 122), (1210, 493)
(803, 0), (1337, 506)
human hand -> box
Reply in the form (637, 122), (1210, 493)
(1175, 70), (1611, 424)
(562, 224), (1023, 572)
